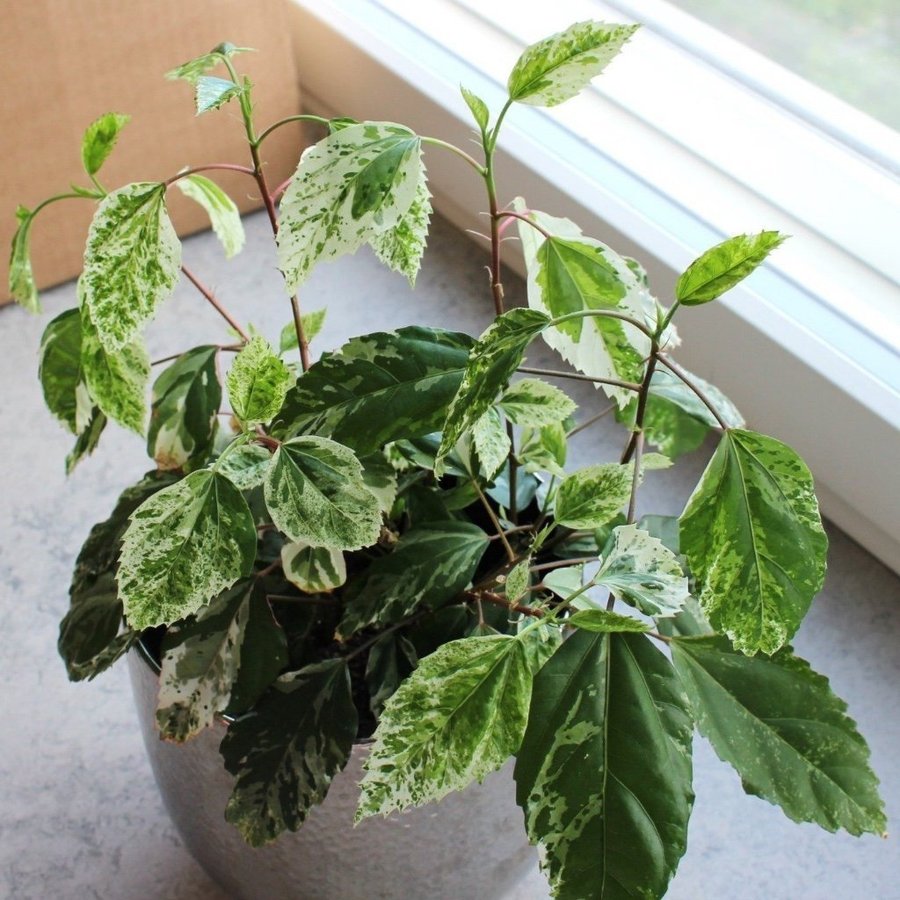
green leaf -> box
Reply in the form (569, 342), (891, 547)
(677, 231), (787, 305)
(156, 580), (253, 742)
(339, 523), (489, 637)
(672, 635), (885, 836)
(650, 367), (743, 429)
(471, 407), (511, 480)
(369, 178), (432, 285)
(518, 420), (567, 477)
(366, 631), (418, 719)
(277, 122), (426, 293)
(9, 206), (39, 312)
(279, 308), (326, 354)
(500, 377), (577, 427)
(166, 42), (254, 83)
(274, 327), (474, 455)
(80, 303), (150, 435)
(567, 608), (649, 632)
(81, 182), (182, 351)
(227, 337), (292, 428)
(515, 630), (694, 900)
(680, 429), (827, 655)
(595, 523), (689, 617)
(517, 208), (660, 408)
(508, 20), (638, 107)
(221, 658), (357, 847)
(357, 632), (554, 819)
(216, 442), (271, 489)
(264, 436), (382, 551)
(176, 174), (245, 258)
(39, 309), (91, 434)
(194, 75), (244, 114)
(118, 469), (257, 630)
(66, 409), (107, 473)
(555, 462), (631, 530)
(543, 564), (584, 600)
(60, 471), (179, 679)
(505, 558), (531, 603)
(281, 540), (346, 593)
(460, 85), (490, 131)
(81, 112), (130, 176)
(148, 345), (221, 471)
(360, 452), (398, 512)
(436, 308), (549, 475)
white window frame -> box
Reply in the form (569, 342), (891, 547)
(285, 0), (900, 573)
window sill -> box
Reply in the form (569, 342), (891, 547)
(286, 0), (900, 573)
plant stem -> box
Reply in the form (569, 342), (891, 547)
(621, 341), (659, 465)
(163, 163), (256, 186)
(181, 265), (251, 341)
(567, 403), (618, 439)
(476, 589), (545, 619)
(549, 309), (655, 340)
(254, 113), (331, 147)
(254, 558), (283, 580)
(531, 556), (596, 573)
(626, 430), (645, 524)
(29, 191), (98, 218)
(267, 594), (335, 606)
(517, 366), (642, 393)
(473, 480), (516, 563)
(421, 136), (486, 174)
(343, 612), (426, 662)
(494, 209), (552, 239)
(656, 353), (730, 430)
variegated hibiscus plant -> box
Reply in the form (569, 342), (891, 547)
(12, 22), (885, 900)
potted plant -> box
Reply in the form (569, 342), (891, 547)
(11, 21), (885, 900)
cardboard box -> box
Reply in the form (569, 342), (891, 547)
(1, 0), (305, 305)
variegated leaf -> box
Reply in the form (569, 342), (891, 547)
(567, 608), (649, 633)
(166, 42), (254, 83)
(672, 636), (885, 836)
(436, 308), (550, 475)
(221, 659), (357, 846)
(195, 75), (244, 114)
(357, 631), (555, 819)
(80, 303), (150, 435)
(118, 470), (257, 630)
(339, 522), (489, 637)
(471, 407), (511, 480)
(81, 182), (181, 351)
(39, 309), (91, 434)
(176, 174), (245, 258)
(500, 377), (576, 427)
(518, 421), (567, 477)
(277, 122), (425, 293)
(508, 20), (638, 107)
(81, 112), (130, 176)
(555, 462), (632, 530)
(516, 202), (678, 408)
(65, 409), (107, 473)
(227, 337), (292, 428)
(9, 205), (39, 312)
(505, 558), (531, 603)
(680, 430), (827, 655)
(264, 436), (382, 551)
(274, 327), (473, 454)
(366, 631), (419, 718)
(148, 345), (221, 470)
(360, 452), (398, 512)
(515, 630), (694, 900)
(281, 541), (346, 593)
(216, 442), (271, 490)
(156, 581), (253, 741)
(595, 523), (689, 617)
(460, 85), (490, 131)
(369, 177), (432, 285)
(280, 308), (326, 355)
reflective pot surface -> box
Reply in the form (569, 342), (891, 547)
(128, 644), (546, 900)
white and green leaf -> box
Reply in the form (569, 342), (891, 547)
(264, 436), (382, 551)
(147, 345), (221, 470)
(515, 630), (694, 900)
(176, 174), (245, 258)
(518, 421), (567, 477)
(9, 206), (39, 312)
(166, 42), (254, 83)
(507, 20), (638, 107)
(277, 122), (426, 292)
(471, 407), (511, 481)
(118, 469), (257, 630)
(281, 541), (346, 593)
(460, 85), (490, 131)
(500, 378), (576, 427)
(195, 75), (244, 114)
(672, 635), (885, 836)
(81, 182), (182, 350)
(221, 659), (357, 846)
(567, 608), (649, 633)
(595, 523), (689, 617)
(65, 409), (107, 473)
(676, 231), (787, 306)
(369, 177), (432, 285)
(357, 631), (554, 819)
(227, 336), (292, 428)
(280, 308), (326, 354)
(339, 522), (489, 637)
(554, 462), (632, 530)
(81, 112), (130, 176)
(680, 429), (827, 655)
(216, 442), (272, 489)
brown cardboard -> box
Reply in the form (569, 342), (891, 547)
(1, 0), (305, 304)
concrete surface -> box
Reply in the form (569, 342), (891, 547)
(1, 212), (897, 899)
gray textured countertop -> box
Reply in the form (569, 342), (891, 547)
(1, 212), (897, 899)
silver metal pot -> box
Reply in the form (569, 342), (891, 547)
(128, 642), (547, 900)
